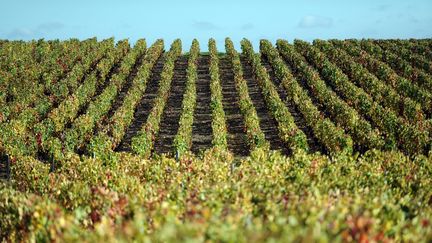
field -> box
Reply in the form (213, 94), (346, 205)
(0, 38), (432, 241)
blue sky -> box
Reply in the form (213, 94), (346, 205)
(1, 0), (431, 51)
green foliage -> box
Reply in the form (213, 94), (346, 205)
(131, 39), (182, 157)
(63, 39), (146, 153)
(209, 38), (228, 150)
(359, 39), (432, 94)
(276, 40), (353, 153)
(173, 39), (200, 156)
(294, 40), (385, 150)
(242, 39), (309, 153)
(225, 38), (269, 151)
(1, 150), (431, 241)
(87, 39), (164, 154)
(315, 40), (430, 155)
(1, 38), (432, 241)
(332, 40), (432, 117)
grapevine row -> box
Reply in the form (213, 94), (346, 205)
(87, 40), (165, 158)
(332, 40), (432, 115)
(261, 40), (352, 154)
(358, 40), (432, 92)
(294, 40), (386, 151)
(392, 39), (432, 61)
(242, 39), (309, 153)
(278, 40), (368, 154)
(315, 40), (424, 123)
(2, 38), (104, 125)
(225, 38), (268, 151)
(208, 39), (228, 150)
(173, 39), (200, 156)
(0, 39), (121, 158)
(61, 40), (147, 154)
(33, 41), (128, 159)
(0, 38), (108, 140)
(376, 39), (432, 74)
(0, 40), (44, 118)
(297, 40), (429, 154)
(130, 39), (182, 157)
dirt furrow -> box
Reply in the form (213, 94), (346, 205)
(240, 56), (290, 155)
(191, 55), (213, 154)
(153, 55), (188, 155)
(65, 54), (126, 130)
(279, 53), (334, 123)
(102, 51), (153, 122)
(261, 56), (326, 154)
(219, 56), (249, 156)
(0, 154), (9, 180)
(115, 55), (166, 151)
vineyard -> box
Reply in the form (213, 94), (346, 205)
(1, 38), (432, 241)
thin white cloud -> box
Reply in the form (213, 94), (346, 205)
(7, 28), (34, 39)
(193, 21), (219, 31)
(298, 15), (333, 28)
(241, 23), (254, 31)
(37, 22), (64, 32)
(7, 22), (64, 39)
(373, 4), (391, 12)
